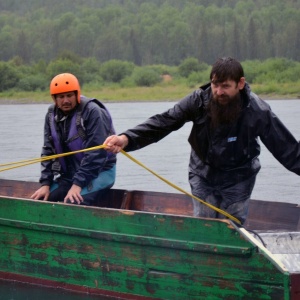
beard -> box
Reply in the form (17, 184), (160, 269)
(207, 93), (242, 129)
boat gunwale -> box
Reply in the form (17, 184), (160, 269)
(0, 195), (255, 257)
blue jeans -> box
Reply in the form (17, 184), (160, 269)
(190, 172), (256, 224)
(49, 165), (116, 205)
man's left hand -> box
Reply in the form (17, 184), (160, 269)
(64, 184), (83, 204)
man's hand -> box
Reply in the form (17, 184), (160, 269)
(30, 185), (50, 201)
(64, 184), (83, 204)
(104, 134), (128, 153)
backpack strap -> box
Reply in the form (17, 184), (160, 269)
(76, 96), (116, 138)
(74, 96), (89, 141)
(47, 104), (67, 172)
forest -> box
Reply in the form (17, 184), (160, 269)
(0, 0), (299, 97)
(1, 0), (300, 65)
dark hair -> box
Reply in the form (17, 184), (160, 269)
(210, 57), (244, 84)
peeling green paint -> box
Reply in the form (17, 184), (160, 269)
(0, 197), (292, 299)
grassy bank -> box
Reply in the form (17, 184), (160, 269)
(0, 82), (299, 104)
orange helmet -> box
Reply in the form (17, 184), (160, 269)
(50, 73), (81, 103)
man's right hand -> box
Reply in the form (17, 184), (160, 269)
(104, 134), (128, 153)
(30, 185), (50, 201)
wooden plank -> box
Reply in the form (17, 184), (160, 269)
(252, 232), (300, 273)
(245, 200), (300, 231)
(0, 179), (39, 198)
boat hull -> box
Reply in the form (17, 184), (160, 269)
(0, 179), (299, 299)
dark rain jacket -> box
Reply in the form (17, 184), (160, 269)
(40, 96), (116, 188)
(122, 83), (300, 185)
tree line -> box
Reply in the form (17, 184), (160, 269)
(0, 0), (299, 66)
(1, 54), (300, 94)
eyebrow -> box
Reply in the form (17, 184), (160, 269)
(211, 80), (228, 85)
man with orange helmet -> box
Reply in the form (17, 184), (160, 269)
(31, 73), (116, 205)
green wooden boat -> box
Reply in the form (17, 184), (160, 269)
(0, 179), (299, 299)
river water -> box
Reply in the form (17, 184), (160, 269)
(1, 100), (300, 205)
(0, 99), (300, 298)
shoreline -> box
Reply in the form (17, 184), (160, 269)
(0, 82), (299, 104)
(0, 94), (299, 105)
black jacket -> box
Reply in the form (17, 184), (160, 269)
(122, 83), (300, 182)
(40, 96), (116, 188)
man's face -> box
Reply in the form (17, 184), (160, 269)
(208, 76), (245, 128)
(55, 92), (77, 114)
(211, 76), (245, 105)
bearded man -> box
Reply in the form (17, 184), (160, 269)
(104, 57), (300, 224)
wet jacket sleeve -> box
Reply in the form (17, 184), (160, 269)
(39, 112), (55, 186)
(258, 104), (300, 175)
(72, 101), (116, 187)
(122, 90), (203, 151)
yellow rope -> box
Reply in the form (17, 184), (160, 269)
(0, 144), (241, 224)
(0, 145), (106, 172)
(120, 150), (241, 224)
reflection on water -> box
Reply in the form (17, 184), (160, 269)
(0, 100), (300, 204)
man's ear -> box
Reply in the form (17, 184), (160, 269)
(238, 77), (246, 90)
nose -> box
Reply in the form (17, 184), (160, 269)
(216, 86), (224, 96)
